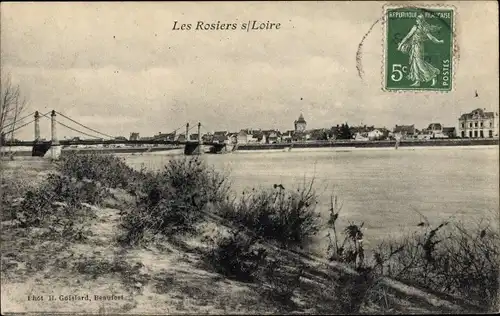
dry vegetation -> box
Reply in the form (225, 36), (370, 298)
(1, 152), (498, 314)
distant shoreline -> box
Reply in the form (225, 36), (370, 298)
(1, 138), (498, 157)
(234, 138), (499, 151)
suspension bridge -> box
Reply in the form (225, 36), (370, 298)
(1, 110), (227, 158)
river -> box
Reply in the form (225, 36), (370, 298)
(121, 146), (499, 253)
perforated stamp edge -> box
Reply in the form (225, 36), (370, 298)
(381, 3), (458, 94)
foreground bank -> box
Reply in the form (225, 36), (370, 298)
(1, 153), (498, 314)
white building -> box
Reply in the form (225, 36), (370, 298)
(367, 129), (384, 140)
(458, 108), (499, 138)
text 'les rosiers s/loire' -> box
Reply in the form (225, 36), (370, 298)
(172, 20), (281, 31)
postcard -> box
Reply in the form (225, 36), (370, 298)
(1, 1), (498, 315)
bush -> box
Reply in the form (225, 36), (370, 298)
(333, 269), (375, 314)
(13, 173), (105, 234)
(120, 157), (230, 245)
(0, 176), (33, 221)
(325, 199), (500, 312)
(262, 258), (303, 307)
(205, 229), (268, 282)
(56, 152), (141, 190)
(325, 196), (367, 270)
(218, 181), (321, 247)
(372, 220), (499, 310)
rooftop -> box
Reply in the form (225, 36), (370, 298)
(459, 108), (497, 120)
(295, 113), (306, 124)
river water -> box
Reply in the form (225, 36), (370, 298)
(121, 146), (499, 253)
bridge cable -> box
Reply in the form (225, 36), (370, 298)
(2, 110), (51, 134)
(167, 126), (183, 136)
(55, 111), (114, 139)
(1, 111), (51, 146)
(3, 118), (36, 135)
(2, 111), (36, 129)
(39, 112), (103, 140)
(187, 124), (199, 134)
(56, 121), (103, 140)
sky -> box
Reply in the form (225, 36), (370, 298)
(1, 1), (499, 140)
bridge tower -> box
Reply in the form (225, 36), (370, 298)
(31, 111), (51, 157)
(183, 122), (204, 155)
(49, 110), (61, 160)
(198, 122), (202, 143)
(197, 122), (203, 155)
(34, 111), (40, 142)
(186, 123), (190, 142)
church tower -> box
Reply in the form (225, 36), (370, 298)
(294, 113), (307, 132)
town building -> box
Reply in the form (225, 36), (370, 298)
(202, 133), (213, 143)
(228, 133), (238, 144)
(393, 125), (416, 139)
(458, 108), (499, 138)
(420, 123), (456, 139)
(349, 125), (387, 141)
(294, 114), (307, 133)
(237, 129), (253, 144)
(442, 127), (456, 138)
(129, 132), (140, 141)
(281, 130), (294, 143)
(213, 131), (229, 143)
(367, 129), (385, 140)
(250, 130), (266, 144)
(262, 130), (281, 143)
(292, 114), (308, 141)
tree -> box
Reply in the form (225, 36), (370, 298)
(335, 123), (352, 140)
(344, 123), (352, 139)
(1, 73), (27, 147)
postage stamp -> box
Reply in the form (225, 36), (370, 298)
(384, 5), (455, 92)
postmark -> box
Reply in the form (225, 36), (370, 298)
(383, 5), (455, 92)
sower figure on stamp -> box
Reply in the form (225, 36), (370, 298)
(397, 14), (444, 87)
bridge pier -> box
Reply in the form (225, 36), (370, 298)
(32, 111), (51, 157)
(47, 110), (61, 160)
(184, 122), (204, 155)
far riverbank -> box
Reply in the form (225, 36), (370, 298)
(1, 138), (498, 156)
(235, 138), (499, 151)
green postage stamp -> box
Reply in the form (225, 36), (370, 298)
(384, 6), (455, 92)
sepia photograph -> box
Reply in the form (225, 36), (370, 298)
(1, 1), (499, 314)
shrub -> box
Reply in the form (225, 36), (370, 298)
(120, 157), (230, 245)
(372, 220), (499, 311)
(0, 176), (33, 221)
(333, 268), (375, 314)
(13, 173), (105, 233)
(218, 181), (321, 247)
(204, 229), (268, 282)
(325, 196), (367, 270)
(56, 152), (141, 190)
(262, 258), (303, 307)
(325, 198), (499, 312)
